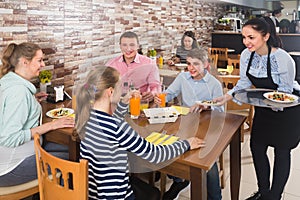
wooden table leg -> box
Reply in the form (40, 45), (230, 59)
(160, 173), (167, 199)
(68, 137), (80, 162)
(190, 166), (207, 200)
(230, 127), (241, 200)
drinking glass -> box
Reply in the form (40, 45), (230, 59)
(227, 65), (234, 75)
(130, 95), (141, 119)
(140, 99), (149, 111)
(158, 93), (166, 107)
(72, 84), (78, 110)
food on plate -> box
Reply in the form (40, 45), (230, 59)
(267, 92), (295, 102)
(195, 100), (222, 107)
(200, 100), (218, 105)
(49, 108), (72, 118)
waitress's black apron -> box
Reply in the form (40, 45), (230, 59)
(246, 46), (300, 149)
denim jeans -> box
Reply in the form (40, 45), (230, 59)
(169, 162), (222, 200)
(0, 142), (68, 187)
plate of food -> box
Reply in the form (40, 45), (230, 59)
(195, 100), (222, 106)
(46, 108), (74, 118)
(174, 63), (188, 71)
(263, 91), (298, 103)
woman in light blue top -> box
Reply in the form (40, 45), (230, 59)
(0, 42), (75, 186)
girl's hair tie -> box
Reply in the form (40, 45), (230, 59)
(84, 83), (89, 89)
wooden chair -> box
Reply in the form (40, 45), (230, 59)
(34, 134), (88, 200)
(219, 75), (254, 142)
(208, 53), (218, 69)
(209, 47), (228, 67)
(0, 180), (39, 200)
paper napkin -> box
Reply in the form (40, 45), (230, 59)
(171, 106), (190, 115)
(145, 132), (179, 145)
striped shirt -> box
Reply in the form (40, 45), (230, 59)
(80, 102), (190, 200)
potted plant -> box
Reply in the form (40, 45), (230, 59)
(39, 70), (52, 92)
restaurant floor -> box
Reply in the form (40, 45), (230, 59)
(157, 132), (300, 200)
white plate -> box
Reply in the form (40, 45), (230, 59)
(46, 108), (74, 118)
(195, 100), (222, 106)
(174, 63), (188, 70)
(263, 92), (298, 104)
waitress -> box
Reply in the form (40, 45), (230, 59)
(215, 17), (300, 200)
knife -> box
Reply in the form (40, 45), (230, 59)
(157, 134), (175, 145)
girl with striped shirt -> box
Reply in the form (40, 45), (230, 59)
(75, 66), (204, 200)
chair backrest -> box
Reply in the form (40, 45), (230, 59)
(227, 57), (240, 68)
(34, 134), (88, 200)
(208, 47), (228, 61)
(208, 54), (218, 69)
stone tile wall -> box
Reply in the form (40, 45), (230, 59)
(0, 0), (224, 88)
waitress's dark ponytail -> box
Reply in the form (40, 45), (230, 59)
(261, 16), (282, 48)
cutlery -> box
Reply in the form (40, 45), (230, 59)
(151, 130), (167, 144)
(157, 134), (175, 145)
(64, 91), (72, 100)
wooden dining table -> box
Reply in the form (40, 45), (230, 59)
(127, 110), (245, 200)
(41, 100), (245, 199)
(41, 100), (80, 162)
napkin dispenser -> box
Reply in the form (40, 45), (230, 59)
(143, 107), (180, 124)
(46, 86), (71, 103)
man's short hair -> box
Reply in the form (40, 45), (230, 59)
(119, 31), (139, 44)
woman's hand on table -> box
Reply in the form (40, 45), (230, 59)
(35, 92), (48, 103)
(51, 117), (75, 130)
(186, 137), (206, 150)
(31, 117), (75, 138)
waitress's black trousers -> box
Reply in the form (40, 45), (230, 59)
(250, 140), (291, 200)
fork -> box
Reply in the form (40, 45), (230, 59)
(151, 130), (167, 144)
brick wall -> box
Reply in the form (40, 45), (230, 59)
(0, 0), (224, 88)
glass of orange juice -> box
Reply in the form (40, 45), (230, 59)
(158, 93), (166, 107)
(130, 95), (141, 119)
